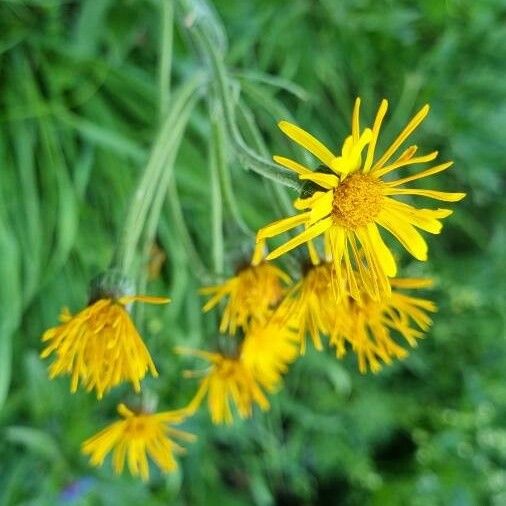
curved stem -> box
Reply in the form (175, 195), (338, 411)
(236, 100), (294, 219)
(179, 7), (301, 191)
(135, 88), (200, 319)
(113, 73), (206, 275)
(166, 178), (212, 283)
(159, 0), (174, 121)
(209, 100), (225, 274)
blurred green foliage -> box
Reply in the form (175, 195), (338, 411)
(0, 0), (505, 505)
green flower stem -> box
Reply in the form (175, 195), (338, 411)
(166, 177), (212, 283)
(209, 99), (225, 274)
(135, 86), (201, 315)
(236, 100), (295, 219)
(211, 102), (251, 235)
(179, 7), (302, 191)
(114, 73), (206, 275)
(159, 0), (174, 121)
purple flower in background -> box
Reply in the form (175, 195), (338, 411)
(60, 477), (95, 503)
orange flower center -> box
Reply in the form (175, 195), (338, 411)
(332, 174), (383, 229)
(125, 417), (149, 437)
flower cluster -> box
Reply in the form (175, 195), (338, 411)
(40, 98), (464, 481)
(184, 98), (463, 424)
(178, 245), (299, 424)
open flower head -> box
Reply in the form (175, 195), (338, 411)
(257, 99), (465, 301)
(82, 403), (194, 481)
(176, 348), (269, 425)
(240, 316), (300, 390)
(330, 277), (436, 373)
(201, 260), (290, 335)
(41, 295), (169, 399)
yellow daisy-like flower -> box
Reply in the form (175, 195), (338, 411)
(41, 295), (169, 399)
(82, 403), (194, 481)
(176, 348), (269, 425)
(257, 98), (465, 300)
(201, 249), (291, 334)
(240, 316), (300, 390)
(330, 278), (436, 373)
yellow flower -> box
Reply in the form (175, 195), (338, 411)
(257, 98), (465, 300)
(277, 259), (335, 353)
(176, 348), (269, 425)
(329, 278), (436, 373)
(41, 295), (169, 399)
(201, 261), (291, 334)
(82, 403), (194, 481)
(240, 316), (300, 390)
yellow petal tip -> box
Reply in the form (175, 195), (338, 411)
(278, 120), (291, 131)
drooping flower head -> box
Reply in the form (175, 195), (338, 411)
(240, 316), (300, 390)
(329, 277), (437, 373)
(82, 403), (194, 481)
(41, 294), (169, 399)
(176, 347), (270, 425)
(201, 243), (291, 334)
(257, 99), (465, 301)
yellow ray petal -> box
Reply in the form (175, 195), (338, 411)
(376, 209), (428, 261)
(390, 278), (434, 289)
(307, 240), (321, 265)
(293, 191), (326, 210)
(384, 198), (452, 234)
(308, 191), (334, 225)
(343, 233), (362, 299)
(327, 226), (346, 265)
(353, 228), (391, 299)
(366, 222), (397, 277)
(332, 129), (372, 176)
(119, 295), (170, 305)
(363, 99), (388, 173)
(352, 97), (361, 143)
(273, 155), (312, 175)
(299, 172), (339, 189)
(386, 188), (466, 202)
(385, 161), (453, 187)
(372, 104), (430, 171)
(278, 121), (335, 167)
(396, 145), (418, 162)
(374, 151), (440, 179)
(266, 217), (333, 260)
(256, 212), (310, 241)
(251, 239), (266, 266)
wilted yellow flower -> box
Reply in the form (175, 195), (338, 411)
(277, 259), (335, 353)
(201, 260), (290, 334)
(176, 348), (269, 425)
(241, 316), (300, 390)
(257, 98), (465, 301)
(329, 278), (436, 373)
(82, 403), (194, 481)
(41, 295), (169, 399)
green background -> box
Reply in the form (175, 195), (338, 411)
(0, 0), (505, 504)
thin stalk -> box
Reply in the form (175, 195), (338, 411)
(236, 101), (294, 218)
(166, 178), (211, 283)
(135, 89), (200, 317)
(181, 15), (301, 191)
(216, 156), (251, 235)
(159, 0), (174, 120)
(209, 100), (225, 274)
(114, 73), (205, 275)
